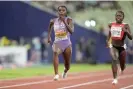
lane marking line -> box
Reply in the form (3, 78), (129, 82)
(58, 74), (133, 89)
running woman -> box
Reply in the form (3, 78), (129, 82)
(47, 5), (74, 80)
(106, 10), (132, 85)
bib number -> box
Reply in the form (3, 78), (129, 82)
(111, 27), (122, 37)
(55, 36), (68, 41)
(55, 30), (68, 41)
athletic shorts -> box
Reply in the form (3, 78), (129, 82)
(52, 40), (72, 54)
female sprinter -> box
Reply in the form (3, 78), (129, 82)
(106, 10), (132, 85)
(47, 6), (74, 80)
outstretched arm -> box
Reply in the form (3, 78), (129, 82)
(47, 19), (54, 43)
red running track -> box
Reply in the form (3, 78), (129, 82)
(0, 66), (133, 89)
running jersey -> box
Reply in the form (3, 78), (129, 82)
(110, 22), (126, 40)
(53, 17), (71, 43)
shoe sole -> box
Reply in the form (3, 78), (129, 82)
(54, 78), (59, 81)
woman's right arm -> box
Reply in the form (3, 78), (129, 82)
(47, 19), (54, 43)
(106, 23), (111, 47)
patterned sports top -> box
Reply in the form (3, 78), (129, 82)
(53, 17), (71, 43)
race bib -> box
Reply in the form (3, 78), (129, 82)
(111, 26), (122, 37)
(55, 30), (68, 41)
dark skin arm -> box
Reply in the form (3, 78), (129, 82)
(124, 24), (132, 40)
(106, 23), (111, 47)
(47, 19), (54, 43)
(61, 17), (74, 34)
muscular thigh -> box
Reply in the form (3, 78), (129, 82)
(110, 47), (119, 60)
(63, 46), (72, 60)
(52, 43), (62, 55)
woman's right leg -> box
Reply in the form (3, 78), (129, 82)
(52, 43), (61, 80)
(53, 52), (59, 75)
(110, 47), (119, 84)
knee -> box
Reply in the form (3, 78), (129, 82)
(53, 52), (58, 57)
(111, 52), (118, 60)
(112, 60), (117, 65)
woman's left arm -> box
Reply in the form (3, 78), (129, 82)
(63, 18), (74, 34)
(124, 24), (132, 40)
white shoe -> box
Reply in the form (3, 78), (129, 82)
(112, 79), (118, 85)
(62, 72), (67, 79)
(54, 74), (59, 81)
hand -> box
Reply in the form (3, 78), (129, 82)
(123, 24), (129, 33)
(60, 16), (65, 23)
(106, 40), (109, 48)
(106, 43), (109, 48)
(123, 28), (128, 33)
(47, 37), (51, 44)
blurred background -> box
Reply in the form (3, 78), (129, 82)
(0, 1), (133, 71)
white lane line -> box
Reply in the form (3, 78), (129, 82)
(0, 80), (53, 89)
(58, 74), (133, 89)
(0, 73), (109, 89)
(120, 85), (133, 89)
(0, 76), (50, 82)
(0, 71), (105, 82)
(0, 72), (80, 82)
(1, 66), (132, 82)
